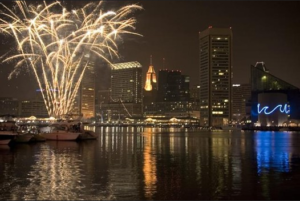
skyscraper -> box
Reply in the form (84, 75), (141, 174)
(144, 56), (157, 92)
(144, 69), (190, 117)
(232, 84), (251, 122)
(143, 56), (157, 105)
(157, 69), (190, 102)
(0, 97), (19, 116)
(199, 27), (233, 126)
(109, 61), (143, 119)
(80, 55), (95, 119)
(110, 61), (142, 103)
(70, 54), (96, 120)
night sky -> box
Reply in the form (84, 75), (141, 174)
(0, 1), (300, 99)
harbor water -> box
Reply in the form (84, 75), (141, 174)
(1, 127), (300, 200)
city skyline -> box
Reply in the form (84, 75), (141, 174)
(0, 1), (300, 100)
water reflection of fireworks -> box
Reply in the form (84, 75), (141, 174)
(0, 1), (142, 118)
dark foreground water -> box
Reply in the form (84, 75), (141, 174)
(1, 127), (300, 200)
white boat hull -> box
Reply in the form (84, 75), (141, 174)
(41, 131), (80, 141)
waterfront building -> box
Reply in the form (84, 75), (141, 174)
(95, 62), (111, 122)
(0, 97), (19, 117)
(96, 89), (111, 122)
(144, 69), (190, 117)
(19, 99), (49, 118)
(157, 69), (190, 102)
(109, 61), (143, 120)
(69, 54), (96, 120)
(79, 55), (95, 119)
(250, 62), (300, 126)
(143, 56), (157, 105)
(232, 83), (251, 122)
(199, 27), (233, 126)
(190, 85), (200, 119)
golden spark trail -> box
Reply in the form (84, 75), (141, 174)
(0, 0), (142, 118)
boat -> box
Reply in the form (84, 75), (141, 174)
(17, 124), (46, 142)
(0, 121), (18, 132)
(40, 125), (80, 141)
(0, 130), (18, 142)
(0, 139), (11, 145)
(13, 133), (34, 143)
(30, 133), (46, 142)
(78, 130), (98, 140)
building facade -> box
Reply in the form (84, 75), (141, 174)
(143, 57), (158, 105)
(250, 62), (300, 126)
(144, 69), (190, 117)
(69, 54), (96, 120)
(19, 99), (49, 118)
(232, 83), (251, 122)
(109, 61), (143, 120)
(199, 27), (233, 126)
(0, 97), (19, 116)
(80, 56), (96, 119)
(157, 69), (190, 102)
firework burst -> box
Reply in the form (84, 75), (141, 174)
(0, 0), (142, 118)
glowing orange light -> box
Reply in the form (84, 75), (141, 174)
(144, 65), (157, 91)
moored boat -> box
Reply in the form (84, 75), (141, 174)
(13, 133), (34, 143)
(0, 139), (11, 145)
(0, 131), (18, 143)
(78, 130), (98, 140)
(40, 125), (80, 141)
(41, 131), (80, 141)
(30, 133), (46, 142)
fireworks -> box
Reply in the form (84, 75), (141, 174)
(0, 1), (142, 118)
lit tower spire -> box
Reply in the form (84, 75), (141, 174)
(144, 55), (157, 91)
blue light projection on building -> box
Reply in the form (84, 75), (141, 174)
(257, 103), (290, 115)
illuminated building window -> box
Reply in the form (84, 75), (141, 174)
(212, 111), (223, 114)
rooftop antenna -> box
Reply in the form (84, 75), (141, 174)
(163, 58), (165, 69)
(150, 55), (152, 66)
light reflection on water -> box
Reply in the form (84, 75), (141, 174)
(1, 128), (300, 199)
(255, 131), (291, 174)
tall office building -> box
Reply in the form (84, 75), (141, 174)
(94, 62), (111, 121)
(144, 56), (157, 92)
(109, 61), (143, 119)
(70, 54), (96, 120)
(232, 84), (251, 122)
(111, 61), (142, 103)
(144, 56), (158, 105)
(79, 54), (95, 119)
(20, 99), (49, 117)
(144, 69), (190, 117)
(157, 69), (190, 102)
(0, 97), (19, 116)
(199, 27), (233, 126)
